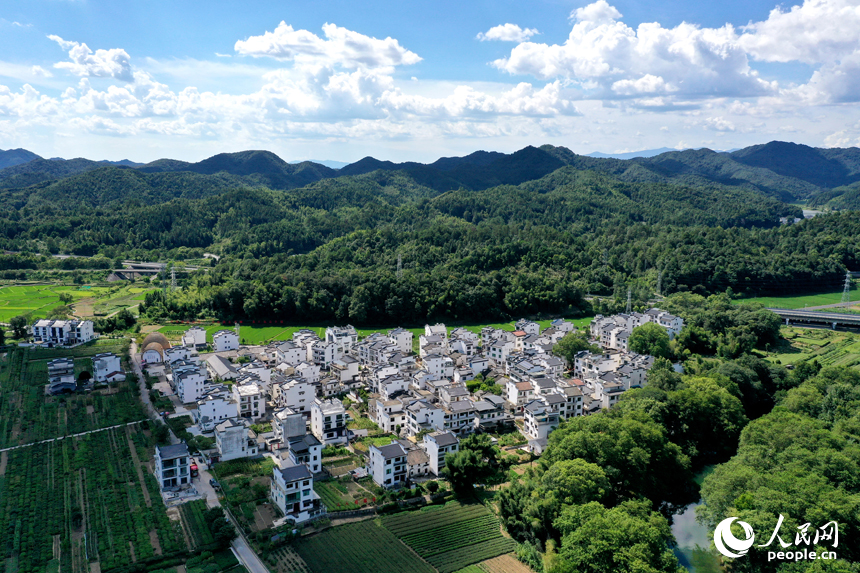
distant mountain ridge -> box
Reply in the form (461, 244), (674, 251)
(1, 141), (859, 209)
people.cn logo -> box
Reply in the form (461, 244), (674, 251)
(714, 517), (756, 558)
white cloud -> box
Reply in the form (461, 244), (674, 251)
(234, 22), (421, 69)
(31, 65), (52, 78)
(476, 24), (539, 43)
(611, 74), (675, 95)
(703, 117), (736, 131)
(738, 0), (860, 64)
(49, 35), (133, 81)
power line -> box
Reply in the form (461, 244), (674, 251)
(843, 271), (852, 306)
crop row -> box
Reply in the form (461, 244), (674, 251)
(403, 516), (505, 556)
(382, 503), (490, 536)
(0, 426), (182, 573)
(293, 520), (434, 573)
(426, 538), (518, 573)
(180, 500), (215, 549)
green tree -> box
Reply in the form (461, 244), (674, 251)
(551, 499), (683, 573)
(58, 292), (73, 304)
(553, 330), (600, 366)
(646, 357), (682, 391)
(628, 322), (672, 359)
(9, 315), (29, 339)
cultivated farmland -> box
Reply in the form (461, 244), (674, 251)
(382, 502), (516, 573)
(292, 520), (434, 573)
(0, 425), (183, 573)
(0, 283), (152, 322)
(178, 500), (216, 549)
(0, 342), (146, 449)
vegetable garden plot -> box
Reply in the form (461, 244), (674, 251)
(0, 426), (182, 573)
(382, 502), (515, 573)
(293, 520), (434, 573)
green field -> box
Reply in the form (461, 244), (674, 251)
(0, 283), (154, 322)
(0, 425), (184, 573)
(762, 326), (860, 369)
(0, 341), (146, 449)
(734, 286), (859, 310)
(292, 520), (435, 573)
(156, 315), (594, 347)
(382, 502), (516, 573)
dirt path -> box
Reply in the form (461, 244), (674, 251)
(168, 507), (193, 551)
(148, 531), (162, 556)
(125, 427), (151, 507)
(128, 541), (136, 563)
(0, 451), (7, 476)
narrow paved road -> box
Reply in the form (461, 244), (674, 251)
(129, 339), (179, 444)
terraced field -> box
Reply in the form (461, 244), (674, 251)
(0, 283), (152, 322)
(763, 326), (860, 369)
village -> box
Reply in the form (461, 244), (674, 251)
(27, 307), (682, 532)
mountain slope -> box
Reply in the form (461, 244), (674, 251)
(0, 148), (41, 169)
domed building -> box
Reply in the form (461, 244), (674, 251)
(141, 332), (171, 365)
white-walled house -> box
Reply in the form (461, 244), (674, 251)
(32, 319), (95, 346)
(164, 346), (195, 365)
(369, 441), (408, 488)
(310, 398), (348, 445)
(272, 378), (315, 413)
(276, 341), (306, 365)
(206, 354), (238, 381)
(214, 419), (258, 461)
(196, 387), (237, 431)
(233, 379), (265, 419)
(331, 356), (360, 382)
(213, 330), (239, 352)
(271, 407), (306, 449)
(182, 326), (207, 349)
(172, 362), (208, 404)
(325, 325), (358, 354)
(310, 340), (340, 369)
(270, 464), (323, 524)
(423, 431), (459, 476)
(387, 328), (414, 355)
(154, 443), (190, 490)
(92, 352), (125, 383)
(406, 400), (445, 436)
(523, 399), (560, 441)
(294, 362), (321, 384)
(286, 433), (323, 474)
(515, 319), (540, 336)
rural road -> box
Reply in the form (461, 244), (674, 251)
(0, 420), (146, 453)
(802, 301), (858, 310)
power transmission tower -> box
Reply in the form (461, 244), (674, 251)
(397, 254), (403, 279)
(656, 271), (663, 297)
(170, 267), (177, 291)
(234, 322), (240, 338)
(626, 288), (632, 314)
(843, 271), (852, 306)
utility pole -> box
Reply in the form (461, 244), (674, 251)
(843, 271), (852, 306)
(626, 288), (632, 314)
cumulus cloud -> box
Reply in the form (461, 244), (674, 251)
(49, 35), (133, 81)
(31, 65), (52, 78)
(476, 24), (539, 43)
(738, 0), (860, 64)
(234, 22), (421, 68)
(492, 1), (774, 99)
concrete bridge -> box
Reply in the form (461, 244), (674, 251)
(767, 308), (860, 329)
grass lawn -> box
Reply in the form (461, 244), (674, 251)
(155, 315), (595, 347)
(734, 285), (859, 310)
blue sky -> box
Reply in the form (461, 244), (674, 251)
(1, 0), (859, 163)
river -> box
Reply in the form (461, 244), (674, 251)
(671, 467), (723, 572)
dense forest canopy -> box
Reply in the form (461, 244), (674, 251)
(0, 142), (858, 324)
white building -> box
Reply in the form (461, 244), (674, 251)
(271, 407), (307, 450)
(285, 433), (323, 474)
(368, 441), (408, 488)
(270, 464), (323, 524)
(523, 399), (560, 442)
(214, 419), (258, 462)
(325, 325), (358, 354)
(425, 323), (447, 339)
(182, 326), (207, 349)
(272, 378), (315, 413)
(196, 387), (237, 431)
(276, 341), (306, 365)
(92, 352), (125, 383)
(172, 362), (208, 404)
(213, 329), (239, 352)
(331, 356), (360, 383)
(423, 431), (459, 476)
(233, 378), (265, 419)
(310, 340), (340, 369)
(406, 400), (445, 436)
(294, 362), (321, 384)
(164, 346), (195, 365)
(310, 398), (348, 445)
(154, 443), (191, 490)
(32, 319), (95, 347)
(515, 319), (541, 336)
(387, 328), (414, 355)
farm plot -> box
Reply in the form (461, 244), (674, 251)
(0, 425), (182, 573)
(382, 502), (516, 573)
(211, 457), (276, 532)
(314, 477), (376, 511)
(266, 546), (312, 573)
(764, 327), (860, 370)
(0, 344), (145, 449)
(179, 500), (216, 549)
(293, 520), (434, 573)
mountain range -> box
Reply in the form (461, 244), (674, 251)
(1, 141), (859, 209)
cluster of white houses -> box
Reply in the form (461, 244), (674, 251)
(147, 308), (682, 523)
(32, 319), (96, 347)
(46, 351), (126, 395)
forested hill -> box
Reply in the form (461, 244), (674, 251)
(2, 141), (860, 208)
